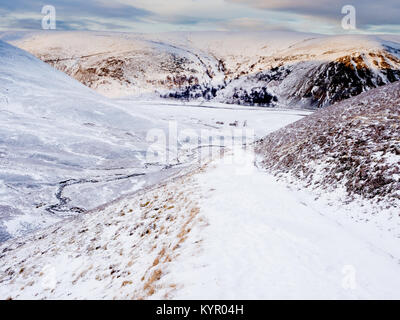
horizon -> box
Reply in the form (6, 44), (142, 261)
(1, 29), (399, 38)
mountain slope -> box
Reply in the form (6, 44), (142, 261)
(0, 40), (157, 241)
(3, 31), (400, 108)
(255, 81), (400, 211)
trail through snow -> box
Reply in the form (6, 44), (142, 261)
(160, 148), (400, 300)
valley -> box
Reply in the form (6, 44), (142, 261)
(0, 31), (399, 300)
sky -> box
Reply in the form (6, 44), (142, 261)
(0, 0), (399, 34)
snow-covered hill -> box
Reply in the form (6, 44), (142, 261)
(3, 31), (400, 108)
(0, 39), (162, 241)
(255, 81), (400, 215)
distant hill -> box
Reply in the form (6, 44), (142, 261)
(3, 31), (400, 108)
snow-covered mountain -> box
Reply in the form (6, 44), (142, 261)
(255, 81), (400, 214)
(3, 31), (400, 108)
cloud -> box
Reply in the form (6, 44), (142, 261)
(227, 0), (400, 28)
(0, 0), (152, 31)
(221, 17), (270, 31)
(1, 0), (150, 18)
(0, 0), (399, 34)
(218, 17), (293, 32)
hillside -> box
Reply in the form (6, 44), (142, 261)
(3, 31), (400, 108)
(0, 39), (159, 241)
(1, 147), (400, 300)
(255, 82), (400, 211)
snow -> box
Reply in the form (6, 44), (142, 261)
(1, 146), (400, 300)
(154, 147), (400, 300)
(0, 39), (157, 240)
(0, 32), (399, 300)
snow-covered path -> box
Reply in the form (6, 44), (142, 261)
(161, 148), (400, 300)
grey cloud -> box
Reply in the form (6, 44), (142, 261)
(153, 14), (222, 26)
(227, 0), (400, 28)
(0, 0), (151, 18)
(0, 0), (152, 30)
